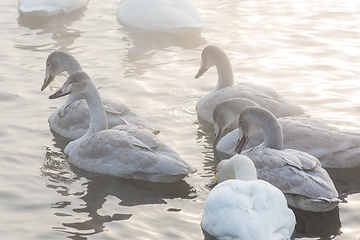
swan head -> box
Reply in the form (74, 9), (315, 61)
(215, 155), (257, 183)
(49, 70), (91, 99)
(42, 51), (66, 91)
(235, 107), (262, 153)
(41, 51), (81, 91)
(212, 100), (234, 146)
(195, 45), (224, 79)
(213, 98), (259, 146)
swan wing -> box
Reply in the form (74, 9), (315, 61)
(280, 117), (360, 168)
(197, 85), (304, 126)
(244, 147), (338, 200)
(49, 98), (155, 140)
(112, 124), (159, 149)
(102, 97), (155, 131)
(68, 128), (195, 182)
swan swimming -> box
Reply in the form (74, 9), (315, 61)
(213, 98), (360, 168)
(42, 51), (157, 140)
(235, 106), (339, 212)
(202, 155), (296, 240)
(195, 45), (305, 128)
(49, 70), (196, 183)
(116, 0), (206, 34)
(18, 0), (88, 16)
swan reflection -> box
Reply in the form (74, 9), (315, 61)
(119, 25), (207, 77)
(16, 6), (86, 51)
(41, 145), (196, 239)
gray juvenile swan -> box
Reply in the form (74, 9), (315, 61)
(42, 51), (157, 140)
(49, 70), (196, 183)
(202, 155), (295, 240)
(235, 106), (340, 212)
(213, 98), (360, 168)
(195, 45), (305, 128)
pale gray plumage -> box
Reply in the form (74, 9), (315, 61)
(49, 70), (196, 183)
(195, 45), (305, 128)
(43, 51), (157, 140)
(214, 98), (360, 168)
(235, 106), (339, 212)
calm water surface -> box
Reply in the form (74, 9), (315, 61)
(1, 0), (360, 239)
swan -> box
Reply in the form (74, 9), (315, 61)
(202, 155), (296, 240)
(18, 0), (88, 16)
(234, 106), (339, 212)
(195, 45), (305, 128)
(213, 98), (360, 168)
(116, 0), (206, 34)
(41, 51), (157, 140)
(49, 70), (196, 183)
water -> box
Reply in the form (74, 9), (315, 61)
(1, 0), (360, 239)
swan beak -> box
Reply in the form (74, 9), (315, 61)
(213, 125), (223, 147)
(49, 83), (73, 99)
(235, 135), (250, 154)
(195, 63), (208, 79)
(41, 75), (55, 91)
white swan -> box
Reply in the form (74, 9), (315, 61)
(214, 98), (360, 168)
(18, 0), (88, 16)
(234, 106), (339, 212)
(195, 45), (305, 128)
(49, 70), (196, 183)
(42, 51), (157, 140)
(116, 0), (206, 34)
(202, 155), (296, 240)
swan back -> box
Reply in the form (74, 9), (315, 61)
(117, 0), (205, 34)
(69, 124), (196, 182)
(18, 0), (88, 16)
(203, 155), (295, 239)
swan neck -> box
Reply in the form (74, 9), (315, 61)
(62, 54), (82, 75)
(64, 85), (107, 156)
(260, 114), (283, 150)
(84, 86), (108, 136)
(59, 53), (83, 103)
(214, 54), (234, 90)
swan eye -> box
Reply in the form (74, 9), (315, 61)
(46, 62), (50, 67)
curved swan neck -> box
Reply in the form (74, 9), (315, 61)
(83, 85), (108, 136)
(64, 80), (108, 156)
(58, 51), (82, 75)
(54, 52), (84, 103)
(255, 109), (283, 150)
(213, 47), (234, 90)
